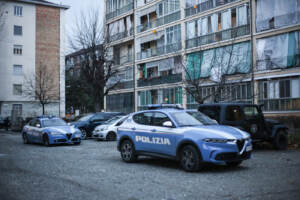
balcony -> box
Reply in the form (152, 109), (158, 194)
(137, 42), (182, 60)
(106, 1), (134, 21)
(113, 55), (134, 66)
(109, 80), (134, 90)
(186, 24), (250, 49)
(108, 28), (134, 43)
(259, 98), (300, 111)
(137, 11), (181, 33)
(185, 0), (239, 17)
(137, 73), (182, 87)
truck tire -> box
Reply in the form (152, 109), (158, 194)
(273, 130), (288, 150)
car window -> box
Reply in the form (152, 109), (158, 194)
(78, 114), (93, 122)
(198, 106), (220, 122)
(91, 114), (106, 122)
(243, 106), (259, 118)
(133, 112), (153, 125)
(29, 119), (36, 126)
(226, 106), (243, 121)
(152, 112), (172, 127)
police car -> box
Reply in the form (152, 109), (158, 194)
(22, 116), (82, 146)
(117, 105), (252, 172)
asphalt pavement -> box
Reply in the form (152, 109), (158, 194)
(0, 131), (300, 200)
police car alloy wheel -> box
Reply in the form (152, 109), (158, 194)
(120, 140), (137, 163)
(180, 145), (201, 172)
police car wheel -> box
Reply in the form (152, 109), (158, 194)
(120, 140), (137, 163)
(74, 142), (81, 145)
(273, 130), (288, 150)
(43, 135), (50, 147)
(80, 129), (87, 140)
(106, 132), (116, 141)
(23, 133), (29, 144)
(226, 161), (242, 167)
(180, 145), (201, 172)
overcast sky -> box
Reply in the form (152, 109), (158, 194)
(47, 0), (105, 53)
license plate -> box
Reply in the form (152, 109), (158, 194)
(246, 145), (252, 152)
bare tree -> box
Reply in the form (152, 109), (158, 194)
(23, 63), (59, 115)
(180, 34), (252, 105)
(70, 8), (120, 112)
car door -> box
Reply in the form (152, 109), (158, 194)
(88, 114), (106, 133)
(131, 112), (154, 152)
(30, 119), (42, 143)
(148, 112), (177, 156)
(26, 119), (36, 141)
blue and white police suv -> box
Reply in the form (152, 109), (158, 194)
(22, 116), (82, 146)
(117, 105), (252, 172)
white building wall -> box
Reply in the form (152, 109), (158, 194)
(0, 1), (36, 102)
(59, 8), (66, 117)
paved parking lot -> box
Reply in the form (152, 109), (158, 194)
(0, 132), (300, 200)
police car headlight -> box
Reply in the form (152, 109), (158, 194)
(203, 138), (236, 143)
(49, 132), (62, 136)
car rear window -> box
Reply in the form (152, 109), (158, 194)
(225, 106), (243, 121)
(243, 106), (259, 118)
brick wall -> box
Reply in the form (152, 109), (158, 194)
(36, 5), (60, 99)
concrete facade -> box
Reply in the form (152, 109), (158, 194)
(0, 0), (68, 118)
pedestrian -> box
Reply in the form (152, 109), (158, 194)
(4, 117), (10, 131)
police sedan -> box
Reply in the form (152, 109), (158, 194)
(22, 116), (82, 146)
(117, 108), (252, 172)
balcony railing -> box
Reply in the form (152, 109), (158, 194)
(138, 73), (182, 87)
(186, 24), (250, 49)
(259, 98), (300, 111)
(137, 42), (182, 60)
(106, 1), (134, 20)
(108, 28), (134, 43)
(108, 80), (134, 90)
(185, 0), (239, 17)
(137, 11), (181, 33)
(113, 55), (134, 66)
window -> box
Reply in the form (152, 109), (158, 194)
(13, 84), (22, 96)
(14, 6), (23, 16)
(226, 106), (243, 121)
(133, 112), (153, 125)
(14, 25), (22, 36)
(243, 106), (259, 118)
(198, 106), (221, 122)
(12, 104), (22, 116)
(13, 45), (22, 55)
(152, 112), (172, 127)
(13, 65), (23, 75)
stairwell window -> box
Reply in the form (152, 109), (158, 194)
(14, 25), (22, 36)
(14, 6), (23, 16)
(13, 45), (22, 55)
(13, 84), (22, 96)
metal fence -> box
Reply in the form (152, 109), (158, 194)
(259, 98), (300, 112)
(108, 28), (134, 43)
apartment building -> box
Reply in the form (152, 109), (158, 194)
(0, 0), (68, 118)
(104, 0), (300, 120)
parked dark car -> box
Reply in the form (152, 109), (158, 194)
(71, 112), (125, 139)
(198, 103), (288, 150)
(0, 117), (11, 130)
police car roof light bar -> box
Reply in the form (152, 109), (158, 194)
(147, 104), (184, 110)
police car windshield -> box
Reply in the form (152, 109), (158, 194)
(170, 112), (203, 127)
(43, 118), (67, 127)
(187, 111), (218, 125)
(78, 114), (93, 122)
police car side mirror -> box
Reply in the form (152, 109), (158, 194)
(163, 121), (173, 127)
(36, 124), (41, 128)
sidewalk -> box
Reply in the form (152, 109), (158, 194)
(0, 129), (21, 135)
